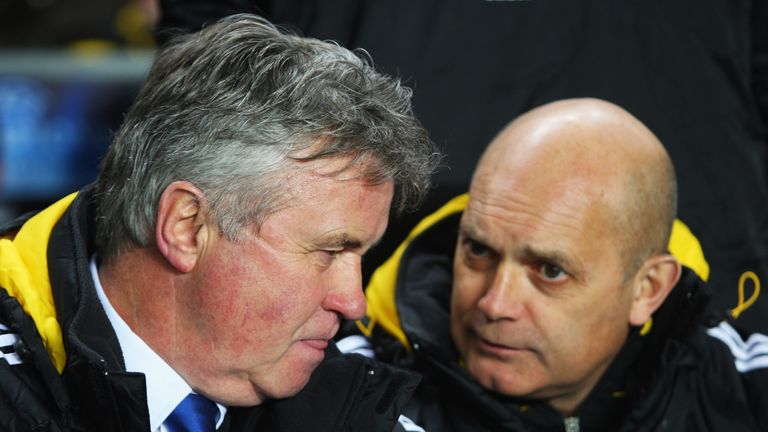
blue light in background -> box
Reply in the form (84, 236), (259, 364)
(0, 50), (152, 204)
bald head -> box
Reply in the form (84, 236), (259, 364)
(473, 98), (677, 275)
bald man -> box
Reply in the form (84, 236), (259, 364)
(343, 99), (766, 431)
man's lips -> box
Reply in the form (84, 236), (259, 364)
(301, 339), (329, 351)
(477, 337), (529, 357)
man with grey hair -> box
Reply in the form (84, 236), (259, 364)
(0, 14), (438, 431)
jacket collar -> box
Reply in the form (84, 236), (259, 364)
(0, 192), (77, 372)
(48, 186), (126, 372)
(47, 186), (151, 431)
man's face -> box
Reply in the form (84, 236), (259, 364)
(450, 167), (636, 412)
(187, 158), (393, 405)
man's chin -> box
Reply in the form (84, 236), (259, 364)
(467, 358), (542, 399)
(229, 353), (325, 406)
(273, 376), (313, 399)
(211, 374), (313, 407)
(258, 368), (318, 402)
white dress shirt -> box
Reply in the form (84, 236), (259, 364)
(91, 257), (227, 431)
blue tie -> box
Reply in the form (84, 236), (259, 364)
(165, 393), (218, 432)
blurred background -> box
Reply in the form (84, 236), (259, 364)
(0, 0), (157, 222)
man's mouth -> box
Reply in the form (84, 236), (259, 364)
(477, 337), (528, 357)
(301, 339), (329, 351)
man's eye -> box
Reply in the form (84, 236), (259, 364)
(322, 250), (342, 258)
(465, 239), (493, 258)
(538, 263), (567, 282)
(315, 250), (341, 265)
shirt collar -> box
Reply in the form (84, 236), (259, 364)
(90, 256), (227, 430)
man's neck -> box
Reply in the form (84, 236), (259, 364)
(546, 350), (623, 417)
(92, 254), (228, 429)
(98, 247), (184, 358)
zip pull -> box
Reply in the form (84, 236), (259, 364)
(564, 417), (580, 432)
(728, 271), (761, 319)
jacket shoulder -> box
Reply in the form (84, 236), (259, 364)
(0, 290), (71, 431)
(0, 211), (38, 236)
(627, 323), (765, 431)
(704, 321), (768, 430)
(230, 344), (421, 432)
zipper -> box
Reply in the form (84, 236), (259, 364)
(564, 417), (580, 432)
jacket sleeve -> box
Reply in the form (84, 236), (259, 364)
(0, 324), (65, 431)
(0, 291), (72, 431)
(743, 368), (768, 431)
(706, 321), (768, 430)
(393, 414), (426, 432)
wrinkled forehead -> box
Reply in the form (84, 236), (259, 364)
(463, 173), (630, 288)
(468, 168), (605, 232)
(472, 111), (636, 221)
(467, 146), (630, 261)
(473, 137), (623, 206)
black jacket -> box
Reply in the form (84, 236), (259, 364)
(0, 187), (420, 431)
(356, 196), (767, 431)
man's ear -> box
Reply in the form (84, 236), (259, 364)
(628, 254), (682, 326)
(155, 181), (209, 273)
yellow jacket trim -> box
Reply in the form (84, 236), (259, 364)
(363, 194), (710, 349)
(668, 219), (709, 282)
(0, 192), (77, 373)
(360, 194), (469, 349)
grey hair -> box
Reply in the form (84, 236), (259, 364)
(94, 14), (439, 261)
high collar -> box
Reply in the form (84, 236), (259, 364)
(47, 186), (152, 431)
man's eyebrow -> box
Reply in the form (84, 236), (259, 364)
(318, 232), (364, 250)
(459, 224), (584, 275)
(521, 246), (583, 275)
(458, 224), (487, 242)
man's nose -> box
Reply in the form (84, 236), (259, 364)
(477, 262), (526, 321)
(322, 256), (367, 320)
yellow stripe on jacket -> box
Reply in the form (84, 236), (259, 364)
(0, 193), (77, 373)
